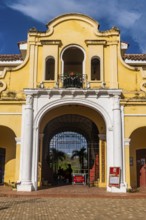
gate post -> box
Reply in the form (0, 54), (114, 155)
(17, 94), (33, 191)
(109, 95), (126, 192)
(98, 134), (106, 187)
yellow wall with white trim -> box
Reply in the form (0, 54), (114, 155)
(0, 14), (145, 187)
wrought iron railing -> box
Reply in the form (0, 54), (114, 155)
(61, 72), (84, 88)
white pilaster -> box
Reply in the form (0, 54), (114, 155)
(113, 95), (122, 167)
(98, 134), (106, 187)
(31, 126), (39, 191)
(108, 95), (126, 192)
(17, 95), (33, 191)
(15, 137), (21, 182)
(38, 133), (44, 187)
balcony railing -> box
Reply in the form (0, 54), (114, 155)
(61, 72), (85, 88)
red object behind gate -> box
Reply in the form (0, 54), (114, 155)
(140, 164), (146, 187)
(72, 174), (86, 185)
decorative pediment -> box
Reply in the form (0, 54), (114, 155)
(46, 13), (100, 31)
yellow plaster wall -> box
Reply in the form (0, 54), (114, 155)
(48, 20), (97, 43)
(0, 14), (143, 95)
(118, 61), (137, 91)
(1, 14), (139, 94)
(124, 145), (130, 188)
(28, 15), (121, 90)
(0, 103), (22, 136)
(0, 126), (16, 183)
(0, 104), (23, 183)
(123, 104), (146, 188)
(124, 117), (146, 138)
(2, 61), (30, 92)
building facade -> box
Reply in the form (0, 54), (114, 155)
(0, 13), (146, 192)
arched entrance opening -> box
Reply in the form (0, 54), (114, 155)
(45, 131), (88, 185)
(41, 114), (99, 187)
(130, 127), (146, 188)
(37, 104), (106, 188)
(0, 126), (16, 184)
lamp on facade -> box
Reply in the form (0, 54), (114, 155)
(39, 81), (44, 89)
(101, 82), (106, 88)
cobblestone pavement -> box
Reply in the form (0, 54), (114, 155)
(0, 197), (146, 220)
(0, 185), (146, 220)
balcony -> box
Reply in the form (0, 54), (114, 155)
(61, 72), (83, 88)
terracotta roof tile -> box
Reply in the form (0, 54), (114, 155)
(0, 53), (146, 62)
(123, 54), (146, 61)
(0, 54), (23, 62)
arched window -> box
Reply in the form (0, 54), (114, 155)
(45, 57), (55, 80)
(91, 57), (100, 80)
(61, 46), (85, 88)
(62, 46), (84, 74)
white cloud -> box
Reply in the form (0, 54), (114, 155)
(5, 0), (141, 25)
(5, 0), (146, 53)
(131, 14), (146, 53)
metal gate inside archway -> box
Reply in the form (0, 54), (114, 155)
(40, 114), (99, 187)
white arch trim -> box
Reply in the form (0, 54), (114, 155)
(34, 98), (112, 130)
(32, 98), (113, 191)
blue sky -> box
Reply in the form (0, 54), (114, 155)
(0, 0), (146, 54)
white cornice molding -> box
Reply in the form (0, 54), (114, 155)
(40, 40), (62, 46)
(124, 114), (146, 116)
(24, 88), (122, 98)
(0, 112), (22, 115)
(0, 60), (23, 66)
(85, 40), (107, 46)
(125, 59), (146, 65)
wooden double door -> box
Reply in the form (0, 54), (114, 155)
(0, 148), (5, 184)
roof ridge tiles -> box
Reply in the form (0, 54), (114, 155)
(0, 54), (23, 61)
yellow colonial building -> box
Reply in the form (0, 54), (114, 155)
(0, 13), (146, 192)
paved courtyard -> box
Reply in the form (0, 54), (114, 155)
(0, 185), (146, 219)
(0, 197), (146, 220)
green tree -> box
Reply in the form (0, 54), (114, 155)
(71, 147), (87, 172)
(47, 148), (66, 173)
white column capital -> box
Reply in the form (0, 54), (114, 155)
(26, 94), (33, 106)
(108, 126), (113, 131)
(124, 138), (131, 146)
(113, 95), (120, 110)
(15, 137), (21, 144)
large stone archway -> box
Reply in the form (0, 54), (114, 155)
(17, 88), (127, 193)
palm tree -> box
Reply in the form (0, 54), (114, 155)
(47, 148), (66, 173)
(71, 147), (87, 172)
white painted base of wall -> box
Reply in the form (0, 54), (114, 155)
(107, 184), (127, 193)
(17, 182), (33, 192)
